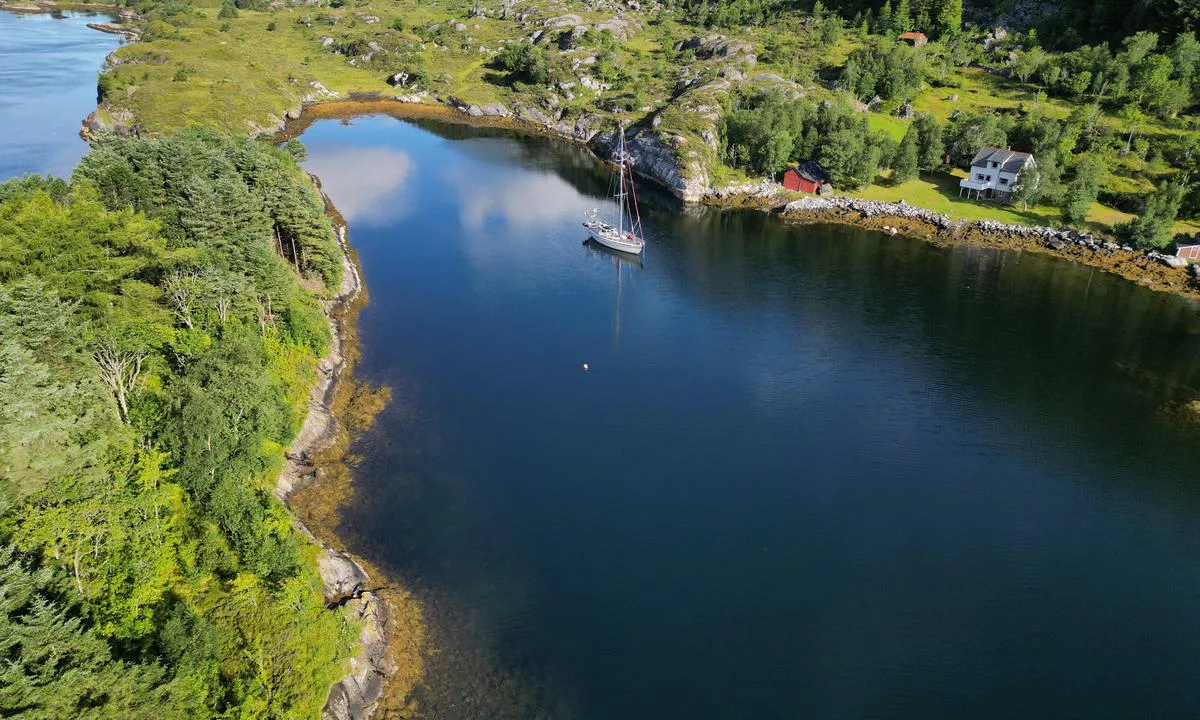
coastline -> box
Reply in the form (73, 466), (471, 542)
(277, 96), (1200, 304)
(273, 177), (426, 720)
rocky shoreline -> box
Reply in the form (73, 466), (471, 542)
(775, 196), (1200, 299)
(274, 184), (398, 720)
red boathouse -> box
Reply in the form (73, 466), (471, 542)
(782, 161), (831, 193)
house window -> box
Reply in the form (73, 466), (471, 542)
(999, 178), (1009, 185)
(990, 161), (998, 168)
(976, 173), (987, 181)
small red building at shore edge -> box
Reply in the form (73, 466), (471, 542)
(782, 161), (831, 193)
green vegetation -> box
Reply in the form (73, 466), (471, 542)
(84, 0), (1200, 242)
(0, 131), (354, 719)
(12, 0), (1200, 714)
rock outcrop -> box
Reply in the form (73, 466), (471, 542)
(319, 550), (368, 606)
(592, 125), (707, 201)
(87, 21), (142, 39)
(323, 592), (394, 720)
(82, 106), (138, 139)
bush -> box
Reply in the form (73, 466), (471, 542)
(496, 41), (549, 85)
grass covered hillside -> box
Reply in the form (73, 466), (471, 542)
(0, 131), (355, 719)
(83, 0), (1200, 246)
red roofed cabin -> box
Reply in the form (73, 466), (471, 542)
(783, 161), (831, 193)
(898, 31), (928, 47)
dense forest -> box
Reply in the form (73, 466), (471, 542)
(671, 0), (1200, 43)
(0, 130), (354, 718)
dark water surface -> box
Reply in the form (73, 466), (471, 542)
(0, 10), (119, 179)
(303, 115), (1200, 719)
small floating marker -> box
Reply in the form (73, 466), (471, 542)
(582, 363), (590, 371)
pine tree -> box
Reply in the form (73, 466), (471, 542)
(894, 126), (920, 183)
(877, 0), (893, 35)
(0, 545), (191, 719)
(913, 113), (944, 170)
(1062, 154), (1103, 225)
(895, 0), (912, 33)
(937, 0), (962, 38)
(1119, 181), (1186, 249)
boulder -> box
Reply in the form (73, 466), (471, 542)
(318, 550), (367, 606)
(675, 34), (753, 60)
(545, 13), (585, 28)
(513, 103), (555, 126)
(479, 102), (511, 117)
(559, 25), (588, 50)
(594, 15), (639, 41)
(579, 74), (609, 91)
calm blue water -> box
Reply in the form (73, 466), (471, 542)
(302, 115), (1200, 719)
(0, 10), (119, 179)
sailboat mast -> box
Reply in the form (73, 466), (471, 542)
(616, 124), (625, 235)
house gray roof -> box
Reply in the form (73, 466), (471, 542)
(970, 147), (1034, 173)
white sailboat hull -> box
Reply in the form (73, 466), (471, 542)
(586, 224), (645, 255)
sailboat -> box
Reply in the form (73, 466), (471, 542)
(583, 124), (646, 256)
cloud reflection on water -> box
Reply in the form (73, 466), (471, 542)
(303, 146), (414, 226)
(441, 163), (593, 233)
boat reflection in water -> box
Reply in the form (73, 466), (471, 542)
(583, 237), (642, 349)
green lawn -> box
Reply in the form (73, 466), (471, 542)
(846, 171), (1116, 233)
(867, 112), (909, 142)
(844, 170), (1200, 236)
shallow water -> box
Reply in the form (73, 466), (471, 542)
(303, 114), (1200, 719)
(0, 10), (120, 179)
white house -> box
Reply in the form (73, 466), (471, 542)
(958, 147), (1036, 202)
